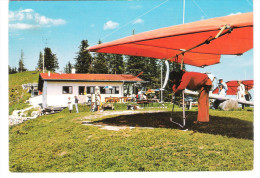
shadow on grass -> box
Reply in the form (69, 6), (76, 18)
(92, 111), (253, 140)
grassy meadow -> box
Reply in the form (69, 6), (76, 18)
(9, 71), (254, 172)
(9, 71), (41, 115)
(9, 106), (254, 172)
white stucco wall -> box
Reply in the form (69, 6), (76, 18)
(42, 81), (47, 108)
(43, 81), (124, 107)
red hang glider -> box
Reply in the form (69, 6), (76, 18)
(213, 80), (254, 95)
(88, 12), (253, 67)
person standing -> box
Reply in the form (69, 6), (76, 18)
(245, 90), (252, 107)
(68, 97), (73, 113)
(170, 70), (212, 123)
(95, 86), (101, 112)
(137, 89), (142, 100)
(31, 85), (34, 97)
(218, 78), (228, 94)
(237, 80), (246, 109)
(245, 90), (252, 101)
(213, 84), (226, 109)
(74, 96), (79, 113)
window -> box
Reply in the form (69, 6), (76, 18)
(99, 86), (106, 94)
(105, 88), (112, 94)
(79, 86), (85, 95)
(104, 86), (120, 94)
(62, 86), (72, 94)
(86, 86), (95, 94)
(115, 86), (119, 94)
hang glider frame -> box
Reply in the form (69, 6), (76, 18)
(167, 24), (234, 68)
(169, 25), (235, 129)
(170, 90), (188, 129)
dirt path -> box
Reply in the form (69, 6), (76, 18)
(81, 110), (167, 131)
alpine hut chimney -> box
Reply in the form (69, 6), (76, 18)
(72, 67), (76, 74)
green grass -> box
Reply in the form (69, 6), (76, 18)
(9, 106), (254, 172)
(9, 71), (41, 115)
(8, 71), (254, 172)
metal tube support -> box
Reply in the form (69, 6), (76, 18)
(182, 90), (186, 127)
(166, 24), (233, 62)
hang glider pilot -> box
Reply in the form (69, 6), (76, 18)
(170, 70), (212, 123)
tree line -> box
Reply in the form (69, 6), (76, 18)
(8, 48), (59, 74)
(9, 39), (184, 101)
(9, 50), (27, 74)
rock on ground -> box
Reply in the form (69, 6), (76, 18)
(219, 99), (239, 111)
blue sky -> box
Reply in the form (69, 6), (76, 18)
(8, 0), (253, 83)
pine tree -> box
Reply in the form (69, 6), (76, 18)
(107, 54), (124, 74)
(145, 58), (161, 89)
(18, 50), (27, 72)
(8, 65), (12, 74)
(125, 55), (145, 76)
(12, 67), (18, 74)
(74, 40), (93, 73)
(44, 47), (59, 71)
(64, 61), (72, 73)
(37, 51), (43, 70)
(91, 40), (109, 74)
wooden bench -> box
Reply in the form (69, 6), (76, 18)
(102, 103), (114, 110)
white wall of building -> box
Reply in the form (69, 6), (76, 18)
(43, 81), (124, 107)
(42, 81), (47, 108)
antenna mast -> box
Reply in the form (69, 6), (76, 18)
(183, 0), (185, 24)
(42, 37), (48, 73)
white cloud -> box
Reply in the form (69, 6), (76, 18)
(90, 24), (95, 28)
(20, 9), (34, 13)
(133, 18), (144, 24)
(8, 9), (66, 30)
(104, 20), (119, 30)
(228, 12), (242, 16)
(9, 23), (39, 30)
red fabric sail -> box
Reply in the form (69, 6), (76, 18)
(212, 80), (254, 95)
(88, 12), (253, 67)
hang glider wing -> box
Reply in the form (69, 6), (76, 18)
(88, 12), (253, 67)
(212, 80), (254, 95)
(185, 89), (254, 106)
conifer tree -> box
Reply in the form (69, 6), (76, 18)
(91, 40), (109, 74)
(8, 66), (17, 74)
(64, 61), (72, 73)
(107, 54), (125, 74)
(37, 51), (43, 70)
(125, 55), (145, 76)
(8, 65), (11, 74)
(18, 50), (27, 72)
(44, 47), (59, 71)
(74, 40), (92, 73)
(145, 58), (161, 89)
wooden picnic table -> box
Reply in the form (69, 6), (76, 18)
(137, 99), (154, 107)
(105, 97), (120, 103)
(105, 97), (132, 103)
